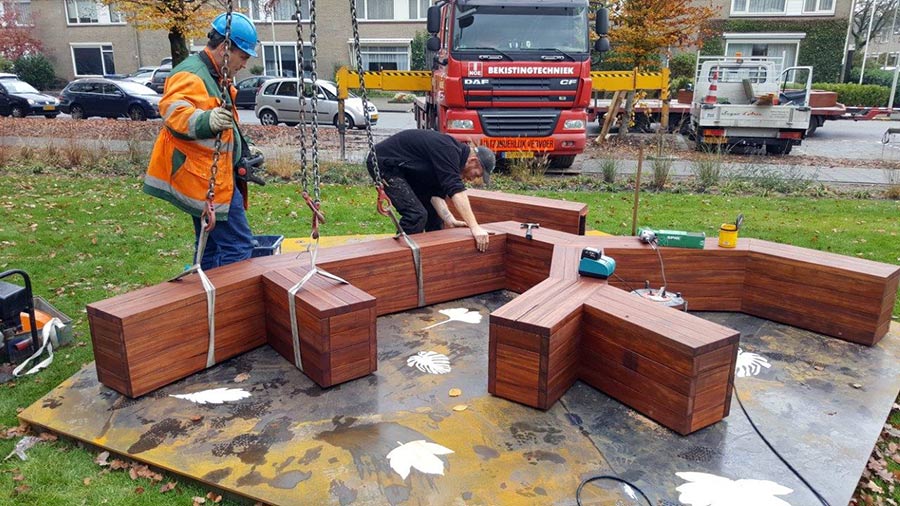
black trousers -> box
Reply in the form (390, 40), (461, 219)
(367, 156), (443, 234)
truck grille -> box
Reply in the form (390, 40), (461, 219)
(478, 109), (559, 137)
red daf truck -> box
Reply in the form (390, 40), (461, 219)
(415, 0), (609, 169)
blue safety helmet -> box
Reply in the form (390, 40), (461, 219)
(211, 12), (258, 58)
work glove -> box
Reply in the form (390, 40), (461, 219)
(208, 107), (234, 133)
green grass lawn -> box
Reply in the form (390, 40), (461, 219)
(0, 168), (898, 505)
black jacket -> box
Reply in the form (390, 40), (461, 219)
(372, 130), (469, 199)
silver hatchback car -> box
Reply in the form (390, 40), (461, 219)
(255, 78), (378, 129)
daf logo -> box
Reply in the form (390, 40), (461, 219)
(464, 78), (489, 85)
(559, 79), (577, 85)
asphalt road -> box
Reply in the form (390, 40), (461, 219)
(46, 108), (900, 162)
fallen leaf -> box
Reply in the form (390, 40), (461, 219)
(193, 497), (207, 505)
(190, 415), (204, 423)
(12, 474), (24, 482)
(448, 388), (461, 397)
(159, 482), (177, 493)
(83, 477), (92, 486)
(129, 467), (138, 480)
(95, 451), (110, 466)
(207, 491), (222, 502)
(109, 459), (129, 470)
(852, 383), (863, 389)
(452, 404), (468, 412)
(134, 486), (145, 494)
(13, 484), (31, 495)
(39, 432), (57, 442)
(234, 372), (250, 383)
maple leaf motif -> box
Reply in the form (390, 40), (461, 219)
(406, 351), (451, 375)
(169, 388), (251, 405)
(676, 471), (793, 506)
(386, 440), (455, 479)
(735, 348), (772, 378)
(422, 308), (483, 330)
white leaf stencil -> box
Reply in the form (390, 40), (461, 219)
(735, 348), (772, 378)
(676, 471), (793, 506)
(407, 351), (451, 375)
(422, 308), (483, 330)
(386, 440), (455, 479)
(169, 388), (251, 405)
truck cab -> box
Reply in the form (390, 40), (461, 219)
(418, 0), (607, 169)
(691, 56), (812, 155)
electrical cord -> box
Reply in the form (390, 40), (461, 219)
(733, 385), (832, 506)
(576, 475), (653, 506)
(612, 272), (637, 292)
(649, 241), (668, 295)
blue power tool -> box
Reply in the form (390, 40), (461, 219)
(578, 247), (616, 279)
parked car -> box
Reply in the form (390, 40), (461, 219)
(148, 65), (172, 93)
(235, 75), (275, 109)
(255, 78), (378, 128)
(126, 66), (158, 87)
(59, 78), (161, 120)
(0, 77), (60, 118)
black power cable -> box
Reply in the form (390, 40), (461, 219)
(576, 475), (653, 506)
(733, 385), (832, 506)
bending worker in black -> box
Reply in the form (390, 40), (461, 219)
(367, 129), (496, 252)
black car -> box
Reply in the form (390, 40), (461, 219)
(59, 78), (161, 121)
(148, 65), (172, 94)
(234, 75), (274, 109)
(0, 76), (60, 118)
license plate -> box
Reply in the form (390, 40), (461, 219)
(504, 151), (534, 159)
(370, 113), (378, 121)
(43, 105), (56, 111)
(703, 136), (726, 144)
(482, 137), (554, 152)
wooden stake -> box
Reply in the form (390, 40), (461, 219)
(631, 145), (643, 236)
(596, 90), (624, 144)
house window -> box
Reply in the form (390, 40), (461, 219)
(802, 0), (834, 14)
(731, 0), (786, 15)
(71, 44), (115, 76)
(409, 0), (430, 20)
(355, 0), (394, 20)
(0, 0), (33, 25)
(356, 43), (410, 71)
(239, 0), (309, 21)
(262, 43), (312, 77)
(65, 0), (124, 24)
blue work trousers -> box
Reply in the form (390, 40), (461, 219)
(192, 188), (254, 270)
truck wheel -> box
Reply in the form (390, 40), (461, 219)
(765, 142), (793, 155)
(549, 155), (576, 169)
(806, 116), (822, 136)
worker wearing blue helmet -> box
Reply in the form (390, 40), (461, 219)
(145, 12), (265, 270)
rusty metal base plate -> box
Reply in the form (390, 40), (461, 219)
(19, 292), (900, 505)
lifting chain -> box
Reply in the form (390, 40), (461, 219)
(348, 0), (395, 224)
(293, 0), (323, 239)
(202, 4), (234, 233)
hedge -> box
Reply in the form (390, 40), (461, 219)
(702, 18), (847, 83)
(812, 82), (890, 107)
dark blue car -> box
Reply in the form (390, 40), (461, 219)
(59, 77), (161, 121)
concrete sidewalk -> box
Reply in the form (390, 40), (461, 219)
(577, 157), (900, 186)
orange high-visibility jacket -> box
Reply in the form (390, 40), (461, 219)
(143, 48), (246, 222)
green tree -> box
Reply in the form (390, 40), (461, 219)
(103, 0), (219, 66)
(13, 54), (56, 90)
(0, 55), (13, 73)
(410, 31), (428, 71)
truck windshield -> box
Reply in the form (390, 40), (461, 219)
(452, 5), (589, 56)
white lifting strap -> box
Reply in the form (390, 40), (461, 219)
(171, 218), (217, 369)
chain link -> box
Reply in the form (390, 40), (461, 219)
(309, 0), (320, 203)
(294, 0), (309, 193)
(349, 0), (380, 187)
(203, 3), (234, 227)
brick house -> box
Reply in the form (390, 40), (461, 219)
(3, 0), (429, 81)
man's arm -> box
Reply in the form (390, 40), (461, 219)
(430, 197), (466, 228)
(448, 191), (489, 252)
